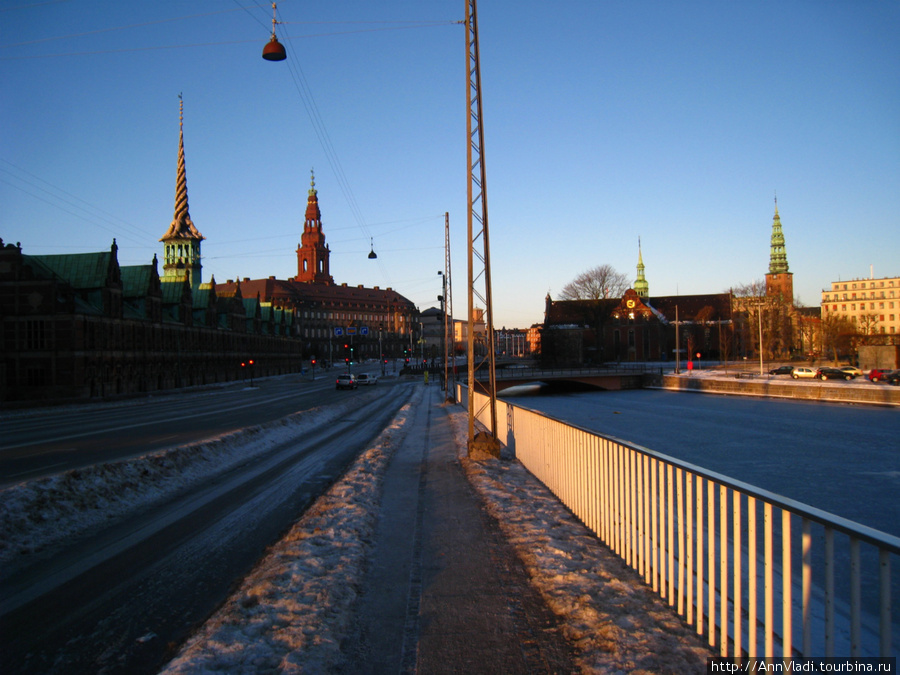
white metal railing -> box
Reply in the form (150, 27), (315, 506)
(460, 385), (899, 657)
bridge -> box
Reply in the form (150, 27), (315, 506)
(467, 364), (663, 393)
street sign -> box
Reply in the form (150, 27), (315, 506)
(360, 326), (369, 335)
(334, 327), (343, 336)
(347, 326), (358, 335)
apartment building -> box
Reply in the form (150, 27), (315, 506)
(821, 276), (900, 336)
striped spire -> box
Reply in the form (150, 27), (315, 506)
(161, 94), (204, 242)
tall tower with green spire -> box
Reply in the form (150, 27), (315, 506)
(765, 195), (793, 302)
(160, 94), (204, 291)
(634, 237), (649, 298)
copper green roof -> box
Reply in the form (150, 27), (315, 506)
(121, 265), (153, 297)
(27, 250), (115, 289)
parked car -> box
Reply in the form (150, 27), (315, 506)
(816, 367), (854, 381)
(886, 370), (900, 386)
(356, 373), (378, 386)
(335, 373), (358, 390)
(791, 367), (817, 379)
(868, 369), (891, 382)
(839, 366), (863, 376)
(768, 365), (794, 375)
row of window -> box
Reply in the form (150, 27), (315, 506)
(300, 310), (407, 323)
(829, 301), (896, 311)
(831, 279), (898, 291)
(823, 291), (896, 301)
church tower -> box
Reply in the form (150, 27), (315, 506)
(634, 237), (649, 298)
(294, 170), (333, 284)
(765, 196), (793, 302)
(159, 95), (204, 291)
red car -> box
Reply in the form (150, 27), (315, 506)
(867, 368), (892, 382)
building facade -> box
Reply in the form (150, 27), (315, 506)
(821, 276), (900, 337)
(214, 172), (418, 365)
(1, 105), (418, 403)
(0, 239), (302, 403)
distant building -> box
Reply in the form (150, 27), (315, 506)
(214, 172), (418, 364)
(542, 289), (733, 365)
(0, 102), (419, 402)
(821, 275), (900, 337)
(0, 238), (302, 402)
(765, 198), (793, 302)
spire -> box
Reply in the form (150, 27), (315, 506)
(305, 168), (321, 224)
(295, 168), (333, 283)
(768, 194), (789, 274)
(160, 94), (204, 243)
(159, 95), (203, 290)
(634, 236), (649, 298)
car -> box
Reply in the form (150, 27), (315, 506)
(839, 366), (863, 377)
(335, 373), (357, 390)
(791, 367), (817, 379)
(768, 365), (794, 375)
(356, 373), (378, 386)
(886, 370), (900, 386)
(816, 367), (854, 381)
(868, 368), (891, 383)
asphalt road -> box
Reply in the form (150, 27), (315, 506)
(0, 367), (385, 486)
(0, 372), (413, 675)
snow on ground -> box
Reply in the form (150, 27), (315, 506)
(159, 390), (421, 674)
(159, 386), (710, 674)
(0, 390), (381, 572)
(4, 382), (713, 674)
(458, 418), (711, 674)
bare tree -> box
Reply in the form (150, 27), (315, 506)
(730, 280), (794, 360)
(821, 314), (855, 363)
(559, 264), (630, 301)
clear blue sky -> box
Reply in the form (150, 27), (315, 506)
(2, 1), (898, 328)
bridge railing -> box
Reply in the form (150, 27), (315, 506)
(460, 385), (899, 657)
(467, 363), (664, 382)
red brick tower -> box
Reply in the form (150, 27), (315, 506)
(294, 170), (333, 284)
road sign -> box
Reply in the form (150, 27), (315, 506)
(334, 327), (343, 336)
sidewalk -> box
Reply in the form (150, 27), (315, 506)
(161, 383), (711, 673)
(343, 383), (577, 673)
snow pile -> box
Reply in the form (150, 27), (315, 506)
(0, 391), (381, 571)
(159, 389), (419, 674)
(452, 410), (711, 674)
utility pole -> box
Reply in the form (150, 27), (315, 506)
(443, 212), (456, 402)
(466, 0), (499, 457)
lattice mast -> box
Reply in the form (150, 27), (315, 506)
(465, 0), (498, 450)
(443, 212), (456, 401)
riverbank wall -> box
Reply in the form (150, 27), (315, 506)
(648, 372), (900, 407)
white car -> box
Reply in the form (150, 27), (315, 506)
(791, 367), (816, 379)
(356, 373), (378, 386)
(839, 366), (863, 376)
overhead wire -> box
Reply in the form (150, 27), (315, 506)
(274, 3), (396, 285)
(0, 160), (155, 249)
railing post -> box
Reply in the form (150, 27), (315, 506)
(720, 484), (728, 655)
(734, 491), (743, 658)
(802, 518), (812, 656)
(879, 550), (891, 657)
(748, 496), (758, 657)
(782, 510), (792, 658)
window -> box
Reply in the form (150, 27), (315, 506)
(24, 320), (47, 350)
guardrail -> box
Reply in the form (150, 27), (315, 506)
(460, 385), (899, 657)
(466, 364), (664, 381)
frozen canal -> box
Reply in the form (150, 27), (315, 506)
(501, 386), (900, 538)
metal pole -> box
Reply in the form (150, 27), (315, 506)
(758, 304), (764, 376)
(466, 0), (498, 454)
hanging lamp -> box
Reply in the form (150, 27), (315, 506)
(368, 238), (378, 259)
(262, 2), (286, 61)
